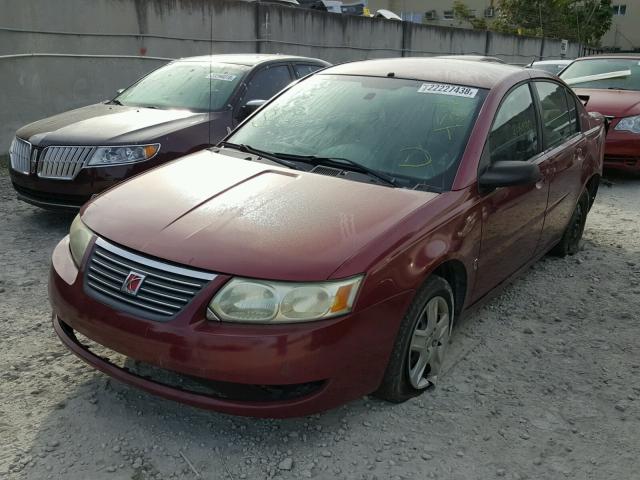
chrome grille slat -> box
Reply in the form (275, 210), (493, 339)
(9, 137), (31, 174)
(93, 250), (204, 289)
(37, 146), (95, 179)
(84, 238), (216, 319)
(88, 282), (176, 316)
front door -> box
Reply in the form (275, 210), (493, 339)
(472, 82), (552, 301)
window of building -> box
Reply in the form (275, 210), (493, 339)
(612, 4), (627, 15)
(443, 10), (454, 19)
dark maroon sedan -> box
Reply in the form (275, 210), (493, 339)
(49, 58), (604, 417)
(560, 55), (640, 173)
(9, 54), (329, 209)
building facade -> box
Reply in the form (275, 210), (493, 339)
(601, 1), (640, 50)
(367, 0), (497, 26)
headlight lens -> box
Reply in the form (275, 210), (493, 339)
(69, 215), (93, 267)
(208, 276), (363, 323)
(87, 144), (159, 166)
(614, 115), (640, 134)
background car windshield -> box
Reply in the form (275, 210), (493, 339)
(116, 61), (249, 111)
(229, 74), (486, 190)
(560, 59), (640, 90)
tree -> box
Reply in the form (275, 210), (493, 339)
(492, 0), (612, 46)
(452, 0), (488, 30)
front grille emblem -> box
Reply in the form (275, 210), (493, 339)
(122, 271), (146, 296)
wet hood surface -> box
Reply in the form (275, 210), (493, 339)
(82, 151), (438, 281)
(17, 103), (211, 146)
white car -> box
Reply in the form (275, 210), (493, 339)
(526, 59), (572, 75)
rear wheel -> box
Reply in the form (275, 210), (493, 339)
(551, 191), (590, 257)
(374, 275), (453, 403)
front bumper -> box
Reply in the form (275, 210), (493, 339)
(49, 237), (412, 417)
(9, 156), (168, 210)
(603, 130), (640, 173)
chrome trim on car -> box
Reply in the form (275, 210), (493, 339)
(94, 238), (216, 281)
(84, 238), (216, 319)
(37, 146), (96, 179)
(9, 137), (32, 174)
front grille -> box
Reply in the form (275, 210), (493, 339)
(9, 137), (32, 174)
(37, 146), (96, 179)
(85, 238), (216, 319)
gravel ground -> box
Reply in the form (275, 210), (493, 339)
(0, 171), (639, 480)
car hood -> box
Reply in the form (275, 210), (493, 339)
(16, 103), (212, 146)
(573, 88), (640, 118)
(82, 151), (438, 281)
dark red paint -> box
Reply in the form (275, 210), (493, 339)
(49, 59), (605, 417)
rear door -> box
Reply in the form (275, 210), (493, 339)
(532, 80), (587, 252)
(473, 82), (553, 300)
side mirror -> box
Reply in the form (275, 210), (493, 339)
(478, 161), (541, 192)
(239, 99), (267, 120)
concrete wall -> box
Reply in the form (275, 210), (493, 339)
(0, 0), (585, 153)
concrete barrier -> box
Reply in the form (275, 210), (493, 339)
(0, 0), (586, 153)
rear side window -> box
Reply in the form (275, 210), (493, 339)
(565, 88), (581, 133)
(489, 84), (539, 163)
(534, 81), (574, 149)
(242, 65), (293, 103)
(294, 64), (323, 78)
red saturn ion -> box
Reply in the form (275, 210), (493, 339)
(50, 58), (605, 417)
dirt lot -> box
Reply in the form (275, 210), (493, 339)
(1, 169), (639, 480)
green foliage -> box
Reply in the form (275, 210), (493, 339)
(492, 0), (612, 46)
(452, 0), (489, 30)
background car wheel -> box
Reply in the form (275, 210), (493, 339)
(551, 191), (590, 257)
(374, 275), (454, 403)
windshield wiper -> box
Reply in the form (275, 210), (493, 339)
(218, 142), (300, 170)
(109, 99), (123, 106)
(272, 153), (399, 188)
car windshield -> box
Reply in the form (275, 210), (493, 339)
(228, 74), (486, 191)
(115, 61), (249, 111)
(560, 58), (640, 90)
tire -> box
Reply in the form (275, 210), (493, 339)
(551, 190), (590, 257)
(374, 275), (454, 403)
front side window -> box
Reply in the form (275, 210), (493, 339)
(229, 74), (487, 191)
(489, 84), (539, 163)
(116, 61), (249, 111)
(565, 88), (581, 134)
(241, 65), (293, 103)
(560, 58), (640, 91)
(534, 81), (573, 149)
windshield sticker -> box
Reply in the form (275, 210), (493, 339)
(418, 83), (478, 98)
(206, 73), (237, 81)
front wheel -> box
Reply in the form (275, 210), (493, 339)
(374, 275), (453, 403)
(551, 191), (590, 257)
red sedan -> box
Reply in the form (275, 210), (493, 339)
(561, 55), (640, 173)
(49, 58), (605, 417)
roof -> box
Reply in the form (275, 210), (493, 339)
(175, 54), (329, 67)
(322, 57), (524, 89)
(438, 55), (505, 64)
(574, 54), (640, 61)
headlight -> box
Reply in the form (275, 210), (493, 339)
(87, 144), (159, 166)
(614, 115), (640, 134)
(207, 276), (363, 323)
(69, 215), (93, 267)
